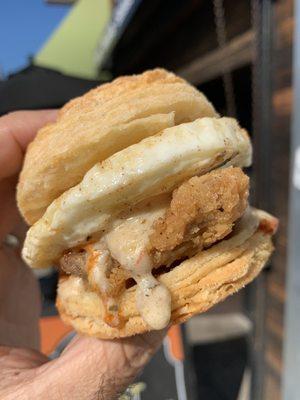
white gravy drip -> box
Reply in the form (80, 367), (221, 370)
(98, 196), (172, 329)
(135, 272), (171, 330)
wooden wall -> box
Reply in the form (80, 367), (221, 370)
(264, 1), (293, 398)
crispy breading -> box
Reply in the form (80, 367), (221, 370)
(149, 167), (249, 253)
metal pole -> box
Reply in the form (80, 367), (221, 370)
(250, 0), (273, 399)
(283, 0), (300, 398)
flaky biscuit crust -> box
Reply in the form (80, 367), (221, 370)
(17, 69), (217, 224)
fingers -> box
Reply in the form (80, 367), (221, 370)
(0, 247), (41, 350)
(0, 347), (48, 369)
(0, 347), (48, 399)
(0, 176), (18, 241)
(35, 330), (166, 400)
(0, 110), (57, 180)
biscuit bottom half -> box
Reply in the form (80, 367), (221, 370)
(56, 210), (275, 339)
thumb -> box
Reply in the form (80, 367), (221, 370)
(34, 330), (166, 400)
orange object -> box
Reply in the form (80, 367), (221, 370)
(40, 316), (185, 361)
(39, 316), (72, 355)
(167, 325), (184, 361)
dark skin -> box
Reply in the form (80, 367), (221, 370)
(0, 111), (165, 400)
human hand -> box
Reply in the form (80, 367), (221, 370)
(0, 111), (166, 400)
(0, 110), (58, 349)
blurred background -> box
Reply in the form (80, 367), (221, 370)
(0, 1), (298, 399)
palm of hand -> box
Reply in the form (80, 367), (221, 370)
(0, 119), (44, 350)
(0, 111), (165, 400)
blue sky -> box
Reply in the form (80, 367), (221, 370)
(0, 1), (71, 77)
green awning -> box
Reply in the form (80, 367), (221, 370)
(35, 0), (111, 79)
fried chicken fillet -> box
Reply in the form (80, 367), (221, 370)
(150, 167), (249, 255)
